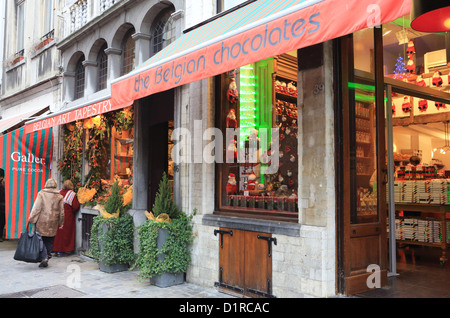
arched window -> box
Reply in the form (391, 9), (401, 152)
(97, 43), (108, 91)
(151, 7), (175, 56)
(74, 56), (85, 100)
(121, 28), (135, 76)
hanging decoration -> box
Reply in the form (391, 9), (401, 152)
(393, 56), (407, 79)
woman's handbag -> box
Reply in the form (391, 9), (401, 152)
(14, 224), (42, 263)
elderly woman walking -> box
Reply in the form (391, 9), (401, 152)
(53, 180), (80, 256)
(28, 178), (64, 268)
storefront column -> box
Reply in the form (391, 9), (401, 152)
(105, 47), (122, 83)
(62, 71), (75, 101)
(128, 100), (149, 252)
(132, 33), (151, 66)
(82, 60), (98, 96)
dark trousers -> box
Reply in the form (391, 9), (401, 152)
(39, 236), (54, 261)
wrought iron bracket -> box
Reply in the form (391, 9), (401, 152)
(214, 229), (233, 248)
(257, 235), (277, 257)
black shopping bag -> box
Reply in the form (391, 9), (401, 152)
(14, 224), (41, 263)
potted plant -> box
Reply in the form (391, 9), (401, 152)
(134, 172), (195, 287)
(89, 179), (135, 273)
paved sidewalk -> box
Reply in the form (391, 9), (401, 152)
(0, 240), (234, 298)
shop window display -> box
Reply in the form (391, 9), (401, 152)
(217, 53), (298, 219)
(59, 107), (134, 207)
(383, 17), (450, 260)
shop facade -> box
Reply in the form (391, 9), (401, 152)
(19, 0), (450, 298)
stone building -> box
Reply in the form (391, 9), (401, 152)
(2, 0), (427, 298)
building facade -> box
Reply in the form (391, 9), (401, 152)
(4, 0), (442, 299)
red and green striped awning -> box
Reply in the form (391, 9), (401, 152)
(111, 0), (411, 108)
(0, 127), (53, 239)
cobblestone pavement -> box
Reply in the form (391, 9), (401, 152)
(0, 240), (234, 299)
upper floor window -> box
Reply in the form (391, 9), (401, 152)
(16, 0), (25, 53)
(121, 28), (135, 76)
(42, 0), (53, 36)
(151, 7), (175, 56)
(97, 43), (108, 91)
(74, 56), (85, 100)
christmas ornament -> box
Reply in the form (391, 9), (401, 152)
(432, 71), (443, 87)
(402, 97), (411, 113)
(246, 171), (257, 190)
(435, 102), (446, 110)
(392, 103), (396, 115)
(226, 109), (237, 129)
(406, 40), (415, 58)
(416, 75), (426, 87)
(227, 74), (239, 103)
(226, 173), (237, 195)
(418, 99), (428, 112)
(226, 139), (237, 162)
(406, 59), (415, 74)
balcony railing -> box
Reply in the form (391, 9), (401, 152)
(70, 0), (88, 33)
(99, 0), (119, 13)
(68, 0), (122, 34)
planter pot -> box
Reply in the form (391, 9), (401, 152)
(98, 223), (129, 273)
(150, 228), (185, 288)
(99, 261), (129, 273)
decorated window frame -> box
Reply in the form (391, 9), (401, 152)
(58, 106), (134, 207)
(215, 54), (299, 222)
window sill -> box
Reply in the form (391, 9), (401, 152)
(31, 39), (56, 59)
(202, 213), (301, 237)
(6, 58), (26, 73)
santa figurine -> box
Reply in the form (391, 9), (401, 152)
(432, 71), (443, 87)
(406, 40), (415, 58)
(227, 76), (239, 103)
(418, 99), (428, 112)
(226, 109), (237, 129)
(226, 139), (237, 162)
(226, 173), (238, 195)
(415, 75), (426, 87)
(246, 171), (257, 190)
(406, 59), (415, 75)
(402, 96), (411, 113)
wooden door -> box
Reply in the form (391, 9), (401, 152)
(215, 228), (275, 298)
(337, 28), (388, 295)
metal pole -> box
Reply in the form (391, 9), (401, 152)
(385, 84), (398, 277)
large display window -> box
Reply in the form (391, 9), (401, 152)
(215, 53), (298, 221)
(59, 107), (134, 206)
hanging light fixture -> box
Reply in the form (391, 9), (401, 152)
(411, 0), (450, 33)
(433, 121), (450, 155)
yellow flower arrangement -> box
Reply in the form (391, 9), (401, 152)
(122, 185), (133, 207)
(83, 118), (93, 129)
(77, 187), (97, 204)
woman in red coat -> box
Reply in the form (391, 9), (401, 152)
(53, 180), (80, 256)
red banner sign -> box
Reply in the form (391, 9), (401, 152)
(23, 98), (131, 134)
(111, 0), (411, 107)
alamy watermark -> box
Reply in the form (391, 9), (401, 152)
(171, 121), (280, 173)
